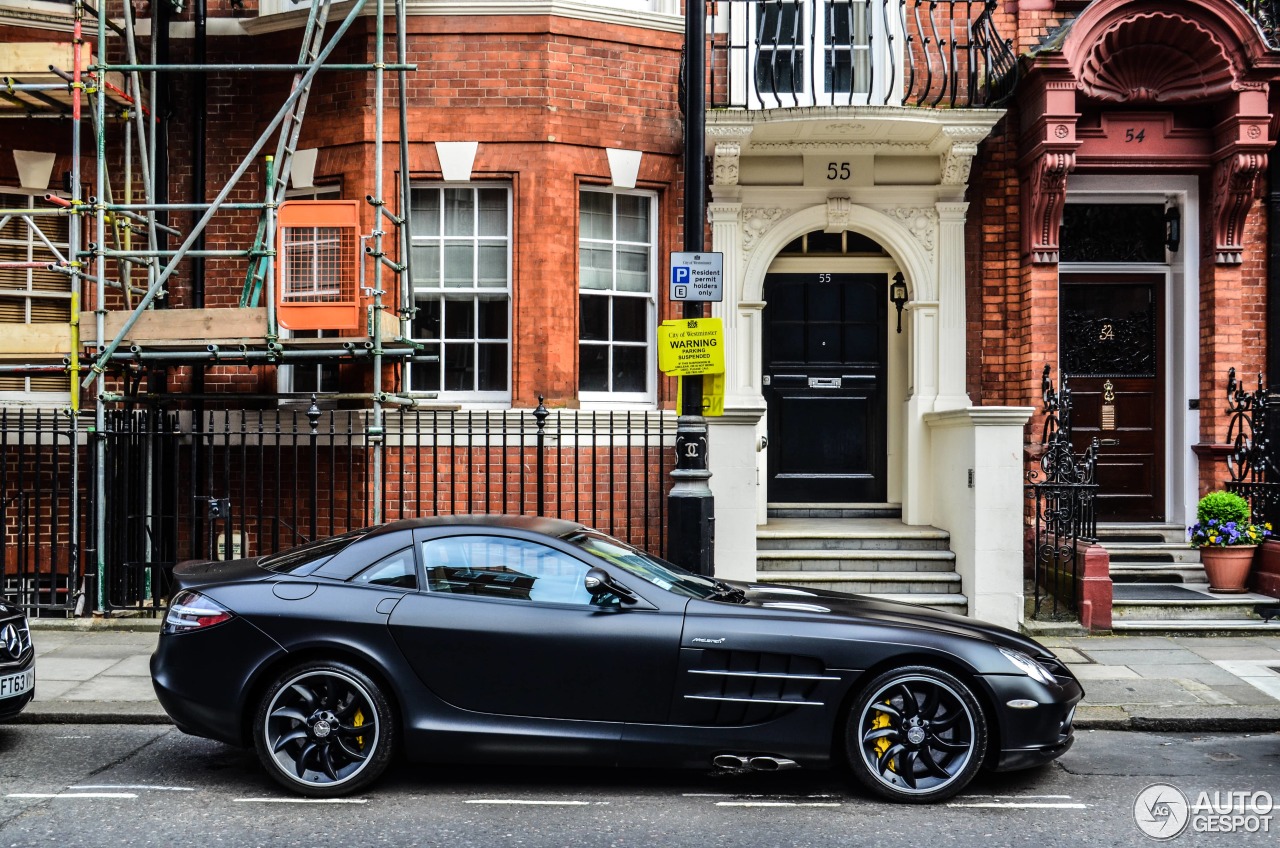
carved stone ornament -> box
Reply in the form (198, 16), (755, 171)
(713, 141), (742, 187)
(741, 207), (787, 255)
(1027, 151), (1076, 264)
(826, 196), (852, 233)
(882, 206), (938, 259)
(1213, 151), (1267, 264)
(941, 142), (978, 186)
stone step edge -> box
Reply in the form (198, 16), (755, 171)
(757, 549), (956, 561)
(757, 528), (950, 541)
(1111, 620), (1280, 632)
(871, 593), (968, 607)
(756, 571), (961, 584)
(768, 502), (901, 510)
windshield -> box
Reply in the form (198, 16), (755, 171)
(564, 530), (731, 601)
(259, 528), (368, 574)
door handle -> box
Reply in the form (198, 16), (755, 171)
(1099, 439), (1120, 447)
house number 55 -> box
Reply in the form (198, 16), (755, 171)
(827, 162), (851, 180)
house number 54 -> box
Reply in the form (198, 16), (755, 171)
(827, 162), (851, 180)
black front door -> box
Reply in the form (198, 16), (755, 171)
(762, 273), (888, 503)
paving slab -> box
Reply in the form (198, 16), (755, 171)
(1128, 663), (1247, 685)
(1067, 664), (1141, 680)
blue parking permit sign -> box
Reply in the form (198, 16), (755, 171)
(669, 252), (723, 302)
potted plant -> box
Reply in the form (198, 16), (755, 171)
(1188, 491), (1272, 593)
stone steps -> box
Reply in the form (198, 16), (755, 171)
(756, 505), (966, 613)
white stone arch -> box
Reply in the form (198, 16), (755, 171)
(739, 203), (935, 304)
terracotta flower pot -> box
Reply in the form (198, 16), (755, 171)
(1198, 546), (1256, 594)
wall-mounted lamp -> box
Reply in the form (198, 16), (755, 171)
(1164, 206), (1181, 253)
(890, 272), (909, 333)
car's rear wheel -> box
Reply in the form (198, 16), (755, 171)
(845, 665), (987, 803)
(253, 661), (395, 797)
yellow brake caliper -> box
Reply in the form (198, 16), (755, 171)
(353, 709), (365, 749)
(871, 701), (895, 772)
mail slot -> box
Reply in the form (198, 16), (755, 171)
(808, 377), (841, 389)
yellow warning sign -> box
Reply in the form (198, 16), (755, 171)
(658, 318), (724, 376)
(676, 371), (725, 417)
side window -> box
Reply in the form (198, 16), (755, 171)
(351, 547), (417, 590)
(421, 535), (594, 606)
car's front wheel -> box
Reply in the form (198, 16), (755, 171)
(845, 665), (987, 803)
(253, 660), (395, 797)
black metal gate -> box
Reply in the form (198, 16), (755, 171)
(1026, 366), (1099, 619)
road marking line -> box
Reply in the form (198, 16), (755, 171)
(7, 793), (137, 800)
(716, 802), (842, 808)
(71, 785), (193, 792)
(233, 798), (369, 804)
(466, 800), (597, 806)
(968, 795), (1075, 800)
(948, 802), (1089, 809)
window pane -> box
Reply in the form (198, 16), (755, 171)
(411, 244), (440, 286)
(444, 298), (474, 339)
(443, 244), (474, 287)
(612, 346), (647, 393)
(477, 343), (508, 392)
(411, 345), (441, 391)
(579, 344), (609, 392)
(612, 297), (646, 342)
(410, 189), (441, 234)
(580, 191), (613, 240)
(580, 294), (608, 341)
(476, 242), (507, 287)
(580, 247), (613, 290)
(477, 189), (507, 236)
(443, 189), (474, 236)
(616, 194), (649, 243)
(412, 297), (441, 339)
(616, 246), (649, 292)
(477, 297), (508, 340)
(444, 344), (474, 391)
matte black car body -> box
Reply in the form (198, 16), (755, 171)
(151, 516), (1082, 801)
(0, 599), (35, 720)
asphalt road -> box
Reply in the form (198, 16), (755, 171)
(0, 726), (1277, 847)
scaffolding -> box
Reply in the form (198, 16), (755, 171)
(0, 0), (419, 613)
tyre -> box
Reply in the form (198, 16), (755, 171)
(845, 665), (987, 803)
(253, 660), (395, 797)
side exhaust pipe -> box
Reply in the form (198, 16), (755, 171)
(712, 754), (799, 772)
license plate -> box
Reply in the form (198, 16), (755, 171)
(0, 667), (34, 700)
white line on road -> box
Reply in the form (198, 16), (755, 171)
(466, 800), (600, 806)
(967, 795), (1075, 800)
(7, 793), (137, 800)
(716, 802), (842, 808)
(233, 798), (369, 804)
(71, 785), (194, 792)
(948, 802), (1090, 809)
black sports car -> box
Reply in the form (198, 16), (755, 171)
(0, 598), (35, 721)
(151, 515), (1082, 803)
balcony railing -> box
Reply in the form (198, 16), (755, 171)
(1239, 0), (1280, 47)
(708, 0), (1018, 110)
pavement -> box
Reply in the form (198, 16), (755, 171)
(8, 617), (1280, 731)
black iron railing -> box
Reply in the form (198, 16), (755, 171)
(1224, 367), (1280, 526)
(706, 0), (1018, 110)
(0, 401), (676, 616)
(1239, 0), (1280, 47)
(1025, 365), (1099, 619)
(0, 408), (82, 615)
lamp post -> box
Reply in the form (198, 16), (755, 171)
(667, 0), (715, 575)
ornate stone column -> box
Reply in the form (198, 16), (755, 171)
(935, 200), (970, 411)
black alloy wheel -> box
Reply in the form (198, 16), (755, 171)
(254, 661), (395, 797)
(846, 666), (987, 803)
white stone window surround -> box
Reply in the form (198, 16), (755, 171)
(578, 187), (658, 407)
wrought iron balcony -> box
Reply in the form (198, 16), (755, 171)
(707, 0), (1018, 110)
(1239, 0), (1280, 46)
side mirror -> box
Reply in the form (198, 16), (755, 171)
(584, 567), (637, 604)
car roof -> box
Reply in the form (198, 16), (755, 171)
(363, 514), (587, 540)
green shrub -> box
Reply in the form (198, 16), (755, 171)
(1195, 491), (1251, 525)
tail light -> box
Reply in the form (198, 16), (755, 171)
(163, 590), (234, 635)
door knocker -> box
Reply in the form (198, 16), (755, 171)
(1101, 380), (1116, 431)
